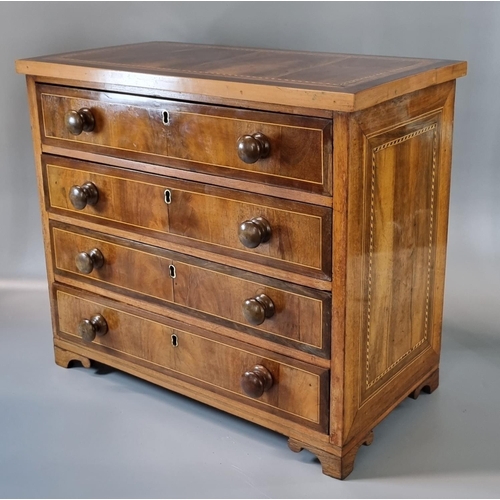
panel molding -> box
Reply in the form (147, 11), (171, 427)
(364, 119), (439, 391)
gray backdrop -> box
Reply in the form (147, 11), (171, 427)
(0, 2), (500, 333)
(4, 2), (500, 346)
(1, 2), (498, 331)
(1, 3), (499, 496)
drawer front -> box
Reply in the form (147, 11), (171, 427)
(55, 288), (329, 431)
(51, 224), (330, 357)
(38, 85), (332, 194)
(44, 156), (332, 280)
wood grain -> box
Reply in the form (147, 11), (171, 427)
(40, 143), (334, 208)
(23, 76), (65, 369)
(51, 223), (331, 357)
(408, 368), (439, 400)
(289, 430), (373, 479)
(38, 84), (332, 195)
(55, 286), (329, 432)
(44, 155), (332, 281)
(47, 210), (332, 291)
(366, 118), (438, 388)
(16, 41), (467, 111)
(17, 42), (466, 480)
(330, 111), (349, 446)
(54, 345), (91, 368)
(31, 75), (335, 119)
(54, 335), (335, 452)
(342, 82), (456, 447)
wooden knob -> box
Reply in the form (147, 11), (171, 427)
(242, 293), (275, 325)
(238, 217), (271, 248)
(237, 133), (270, 163)
(241, 365), (273, 398)
(75, 248), (104, 274)
(65, 108), (95, 135)
(78, 314), (108, 343)
(69, 182), (99, 210)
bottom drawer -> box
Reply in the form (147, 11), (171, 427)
(54, 286), (329, 432)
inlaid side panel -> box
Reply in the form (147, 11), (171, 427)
(338, 82), (456, 446)
(365, 119), (438, 390)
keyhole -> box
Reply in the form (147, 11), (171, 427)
(169, 264), (176, 279)
(164, 189), (172, 204)
(171, 334), (178, 347)
(162, 110), (170, 125)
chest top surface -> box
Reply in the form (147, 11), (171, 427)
(16, 41), (466, 112)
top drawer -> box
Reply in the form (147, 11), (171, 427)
(38, 85), (332, 195)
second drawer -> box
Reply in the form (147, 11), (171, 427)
(51, 224), (331, 358)
(44, 155), (332, 282)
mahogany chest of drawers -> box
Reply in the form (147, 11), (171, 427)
(16, 42), (466, 479)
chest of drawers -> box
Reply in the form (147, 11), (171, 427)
(16, 42), (466, 479)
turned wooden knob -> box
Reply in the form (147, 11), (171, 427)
(237, 133), (270, 163)
(75, 248), (104, 274)
(78, 314), (108, 343)
(242, 293), (275, 325)
(69, 182), (99, 210)
(241, 365), (273, 398)
(238, 217), (271, 248)
(65, 108), (95, 135)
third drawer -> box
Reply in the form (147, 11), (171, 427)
(51, 223), (331, 358)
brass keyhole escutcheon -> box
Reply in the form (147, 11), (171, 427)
(171, 334), (179, 347)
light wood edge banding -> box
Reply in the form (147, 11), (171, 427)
(16, 60), (467, 112)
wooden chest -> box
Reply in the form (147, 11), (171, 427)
(16, 42), (466, 479)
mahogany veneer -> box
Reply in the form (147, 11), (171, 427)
(17, 41), (466, 479)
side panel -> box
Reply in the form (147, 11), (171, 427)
(342, 82), (456, 445)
